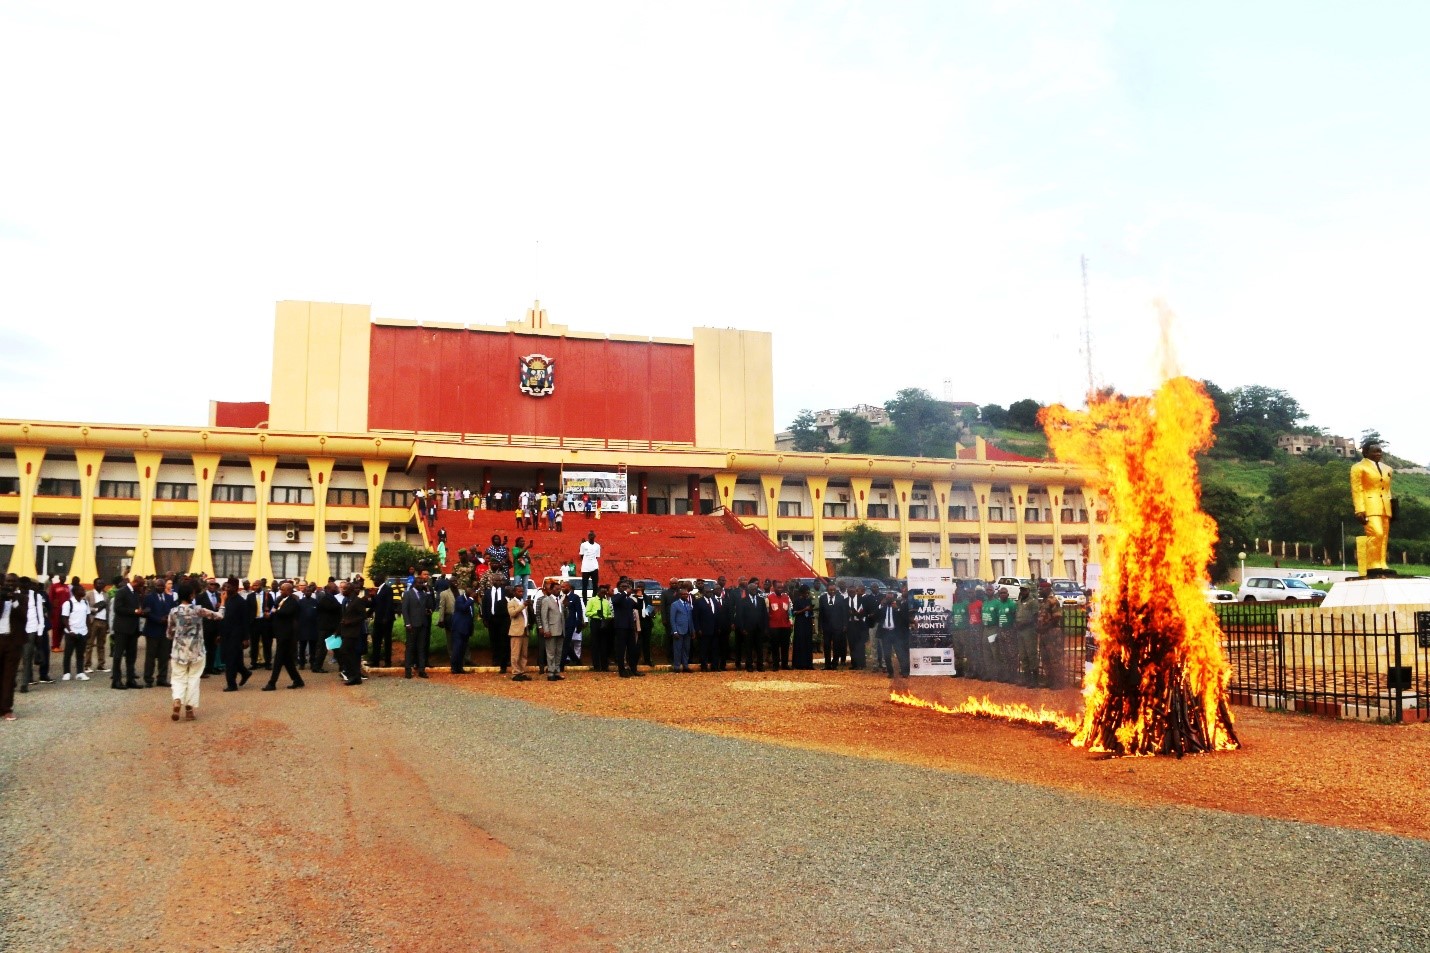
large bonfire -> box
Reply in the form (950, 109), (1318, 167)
(1044, 327), (1239, 756)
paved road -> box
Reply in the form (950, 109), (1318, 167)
(3, 676), (1428, 952)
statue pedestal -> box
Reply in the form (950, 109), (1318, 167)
(1320, 577), (1430, 608)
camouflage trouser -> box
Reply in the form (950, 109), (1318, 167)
(1037, 627), (1065, 689)
(993, 626), (1020, 683)
(1018, 626), (1040, 685)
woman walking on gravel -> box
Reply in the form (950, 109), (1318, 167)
(166, 581), (222, 721)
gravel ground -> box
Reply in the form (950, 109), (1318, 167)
(3, 673), (1429, 953)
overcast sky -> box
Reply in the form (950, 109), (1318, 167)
(2, 2), (1426, 462)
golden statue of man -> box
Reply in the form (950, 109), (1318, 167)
(1350, 439), (1393, 578)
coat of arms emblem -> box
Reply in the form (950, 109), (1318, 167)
(519, 353), (555, 396)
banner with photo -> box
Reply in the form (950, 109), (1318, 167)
(907, 567), (955, 676)
(560, 470), (630, 513)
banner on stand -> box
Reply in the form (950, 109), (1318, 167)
(560, 471), (630, 513)
(907, 567), (955, 676)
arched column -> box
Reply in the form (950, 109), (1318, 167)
(850, 476), (872, 521)
(1011, 481), (1030, 577)
(306, 457), (336, 582)
(1047, 483), (1066, 578)
(892, 478), (914, 578)
(246, 455), (278, 583)
(713, 471), (738, 512)
(71, 449), (105, 582)
(972, 480), (993, 581)
(759, 474), (783, 542)
(931, 480), (953, 569)
(131, 451), (163, 578)
(362, 459), (390, 574)
(805, 475), (829, 576)
(6, 447), (46, 577)
(188, 452), (221, 575)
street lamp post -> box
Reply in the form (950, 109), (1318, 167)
(40, 532), (52, 577)
(1238, 550), (1248, 585)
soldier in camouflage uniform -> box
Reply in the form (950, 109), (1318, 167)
(450, 549), (476, 594)
(1035, 581), (1065, 689)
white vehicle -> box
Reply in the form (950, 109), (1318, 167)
(1204, 587), (1236, 603)
(1239, 575), (1326, 603)
(993, 576), (1033, 600)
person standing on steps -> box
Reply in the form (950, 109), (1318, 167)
(578, 531), (601, 598)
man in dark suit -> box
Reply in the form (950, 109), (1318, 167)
(261, 581), (304, 690)
(250, 579), (274, 669)
(295, 582), (319, 668)
(734, 582), (769, 672)
(314, 580), (343, 673)
(110, 575), (143, 689)
(611, 579), (643, 678)
(480, 576), (511, 673)
(819, 582), (850, 670)
(874, 590), (910, 677)
(218, 576), (252, 691)
(692, 584), (718, 672)
(197, 578), (223, 676)
(560, 581), (584, 670)
(847, 584), (871, 671)
(142, 578), (175, 687)
(370, 575), (396, 667)
(401, 573), (434, 679)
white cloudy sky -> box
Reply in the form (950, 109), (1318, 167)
(2, 1), (1426, 460)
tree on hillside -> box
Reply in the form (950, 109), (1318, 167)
(1007, 398), (1043, 431)
(1265, 458), (1353, 553)
(980, 403), (1009, 428)
(884, 388), (958, 457)
(788, 410), (828, 452)
(838, 522), (896, 577)
(1200, 478), (1258, 583)
(1230, 385), (1308, 431)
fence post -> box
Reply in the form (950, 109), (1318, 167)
(1275, 611), (1286, 710)
(1394, 629), (1404, 723)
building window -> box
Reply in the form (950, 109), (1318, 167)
(330, 552), (368, 579)
(380, 489), (414, 508)
(212, 484), (257, 502)
(648, 498), (671, 515)
(987, 506), (1003, 522)
(953, 558), (970, 577)
(99, 480), (139, 498)
(866, 504), (890, 519)
(1024, 507), (1040, 522)
(948, 505), (968, 520)
(990, 559), (1006, 577)
(327, 488), (369, 507)
(37, 478), (81, 496)
(672, 497), (690, 514)
(823, 502), (849, 518)
(156, 482), (195, 500)
(270, 551), (311, 581)
(1061, 507), (1074, 523)
(212, 550), (249, 579)
(908, 505), (929, 519)
(777, 501), (802, 517)
(731, 500), (758, 516)
(0, 477), (21, 495)
(271, 486), (313, 505)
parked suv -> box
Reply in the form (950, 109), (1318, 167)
(1047, 578), (1087, 607)
(1239, 575), (1326, 603)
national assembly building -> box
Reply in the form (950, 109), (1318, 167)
(0, 301), (1098, 586)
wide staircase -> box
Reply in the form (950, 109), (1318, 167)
(426, 508), (813, 584)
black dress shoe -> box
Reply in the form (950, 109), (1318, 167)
(239, 670), (251, 686)
(404, 671), (413, 679)
(344, 680), (362, 686)
(288, 681), (304, 689)
(417, 671), (428, 679)
(222, 686), (239, 692)
(618, 671), (631, 678)
(261, 684), (276, 691)
(312, 668), (328, 674)
(127, 681), (142, 689)
(157, 681), (171, 688)
(630, 671), (645, 677)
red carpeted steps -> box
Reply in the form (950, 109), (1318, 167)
(428, 509), (812, 583)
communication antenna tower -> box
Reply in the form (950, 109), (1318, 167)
(942, 378), (953, 401)
(1080, 254), (1095, 398)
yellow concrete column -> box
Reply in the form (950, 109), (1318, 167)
(6, 447), (46, 577)
(306, 457), (336, 582)
(972, 480), (993, 580)
(362, 459), (390, 574)
(805, 475), (829, 576)
(850, 476), (872, 520)
(931, 480), (953, 569)
(759, 474), (783, 542)
(189, 453), (221, 575)
(1011, 481), (1030, 578)
(247, 455), (278, 583)
(131, 451), (163, 578)
(892, 478), (914, 578)
(713, 471), (738, 512)
(71, 449), (105, 582)
(1047, 483), (1066, 578)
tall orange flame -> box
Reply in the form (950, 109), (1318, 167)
(1041, 314), (1239, 756)
(890, 691), (1080, 734)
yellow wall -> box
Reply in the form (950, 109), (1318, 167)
(269, 301), (373, 433)
(692, 327), (774, 451)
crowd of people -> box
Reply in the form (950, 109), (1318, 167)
(414, 484), (610, 534)
(0, 548), (1071, 724)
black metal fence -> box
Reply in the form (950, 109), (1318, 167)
(1055, 605), (1430, 723)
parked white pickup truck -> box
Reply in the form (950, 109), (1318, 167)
(993, 576), (1032, 600)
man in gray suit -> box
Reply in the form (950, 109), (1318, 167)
(536, 580), (565, 681)
(402, 572), (434, 679)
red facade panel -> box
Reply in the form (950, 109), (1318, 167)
(213, 401), (270, 429)
(366, 326), (696, 442)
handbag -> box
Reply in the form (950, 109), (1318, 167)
(324, 634), (342, 651)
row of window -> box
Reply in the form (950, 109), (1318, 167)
(211, 550), (369, 581)
(744, 501), (1091, 522)
(0, 479), (414, 508)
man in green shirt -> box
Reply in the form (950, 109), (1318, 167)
(585, 584), (614, 672)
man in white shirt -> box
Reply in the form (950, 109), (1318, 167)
(60, 583), (91, 680)
(85, 576), (110, 673)
(578, 531), (602, 598)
